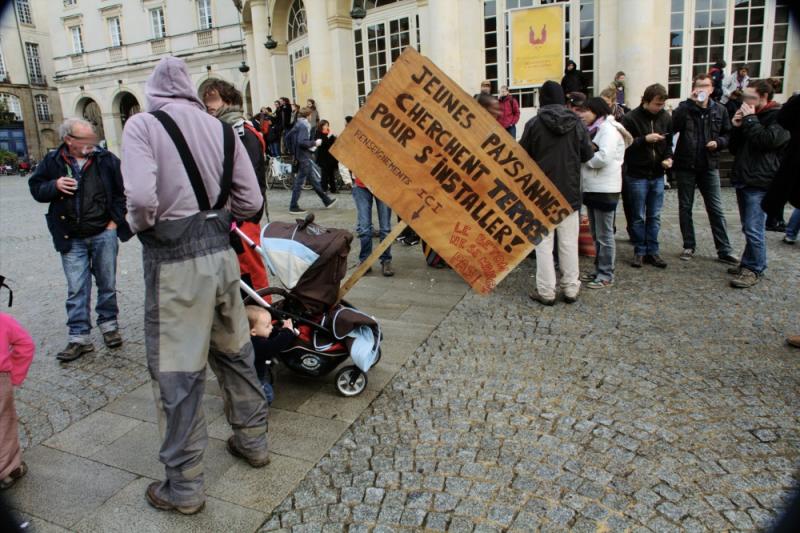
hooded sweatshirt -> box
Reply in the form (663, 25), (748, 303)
(121, 57), (262, 234)
(519, 104), (595, 210)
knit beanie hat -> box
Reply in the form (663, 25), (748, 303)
(539, 81), (565, 106)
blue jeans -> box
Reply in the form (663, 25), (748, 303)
(587, 207), (616, 282)
(506, 125), (517, 139)
(290, 159), (331, 210)
(735, 187), (768, 274)
(268, 141), (280, 158)
(626, 176), (665, 256)
(675, 168), (732, 256)
(352, 186), (392, 264)
(60, 228), (119, 344)
(786, 208), (800, 240)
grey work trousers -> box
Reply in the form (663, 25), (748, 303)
(140, 210), (268, 507)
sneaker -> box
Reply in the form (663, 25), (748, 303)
(529, 291), (555, 306)
(784, 236), (797, 245)
(716, 254), (740, 266)
(787, 335), (800, 348)
(381, 261), (394, 277)
(56, 342), (94, 362)
(730, 268), (760, 288)
(145, 481), (206, 515)
(226, 436), (271, 468)
(679, 249), (694, 261)
(405, 236), (420, 246)
(586, 279), (614, 289)
(579, 272), (596, 282)
(325, 198), (338, 209)
(727, 265), (742, 275)
(630, 255), (643, 268)
(289, 207), (307, 215)
(644, 254), (667, 268)
(103, 330), (123, 349)
(0, 461), (28, 490)
(562, 292), (579, 304)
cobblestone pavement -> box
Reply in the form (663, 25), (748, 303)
(259, 192), (800, 531)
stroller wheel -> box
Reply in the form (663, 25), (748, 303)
(335, 365), (367, 397)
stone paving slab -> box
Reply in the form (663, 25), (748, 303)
(9, 445), (137, 529)
(73, 477), (267, 533)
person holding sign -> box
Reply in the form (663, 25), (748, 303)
(352, 174), (394, 277)
(519, 81), (594, 305)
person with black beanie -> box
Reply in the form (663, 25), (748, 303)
(519, 80), (594, 306)
(561, 60), (587, 95)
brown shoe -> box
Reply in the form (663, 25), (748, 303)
(145, 481), (205, 515)
(381, 261), (394, 277)
(0, 461), (27, 490)
(730, 268), (760, 289)
(787, 336), (800, 348)
(630, 255), (643, 268)
(529, 291), (555, 306)
(56, 342), (94, 362)
(102, 330), (123, 349)
(226, 436), (270, 468)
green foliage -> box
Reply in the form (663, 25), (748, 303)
(0, 149), (18, 166)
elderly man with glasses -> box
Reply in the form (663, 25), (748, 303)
(29, 118), (132, 362)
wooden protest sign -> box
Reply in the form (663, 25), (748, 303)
(331, 47), (571, 294)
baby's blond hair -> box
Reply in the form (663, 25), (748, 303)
(245, 305), (270, 329)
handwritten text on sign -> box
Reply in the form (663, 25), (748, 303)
(331, 47), (571, 294)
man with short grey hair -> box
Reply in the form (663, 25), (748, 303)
(29, 118), (132, 362)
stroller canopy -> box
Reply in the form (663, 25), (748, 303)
(260, 218), (352, 313)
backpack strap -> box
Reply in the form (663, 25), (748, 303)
(150, 110), (211, 211)
(214, 121), (235, 210)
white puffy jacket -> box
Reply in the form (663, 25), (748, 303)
(581, 117), (632, 194)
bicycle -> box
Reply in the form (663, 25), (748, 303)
(266, 155), (295, 190)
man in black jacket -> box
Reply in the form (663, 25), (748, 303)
(727, 80), (790, 288)
(519, 81), (594, 305)
(28, 118), (132, 362)
(672, 73), (738, 265)
(621, 84), (673, 269)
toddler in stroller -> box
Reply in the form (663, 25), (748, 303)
(236, 214), (382, 397)
(246, 305), (297, 405)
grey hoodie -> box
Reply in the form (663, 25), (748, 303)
(121, 57), (261, 234)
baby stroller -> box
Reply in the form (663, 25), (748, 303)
(235, 215), (381, 397)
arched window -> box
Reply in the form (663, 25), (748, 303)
(35, 94), (50, 121)
(288, 0), (307, 42)
(0, 93), (22, 121)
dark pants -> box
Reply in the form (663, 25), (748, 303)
(506, 125), (517, 139)
(735, 187), (768, 274)
(290, 159), (331, 210)
(675, 168), (733, 256)
(320, 163), (337, 193)
(626, 175), (665, 256)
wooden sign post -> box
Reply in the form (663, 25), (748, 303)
(332, 47), (572, 294)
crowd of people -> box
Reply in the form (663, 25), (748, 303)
(0, 54), (797, 515)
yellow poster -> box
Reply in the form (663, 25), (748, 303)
(510, 5), (564, 88)
(294, 56), (313, 105)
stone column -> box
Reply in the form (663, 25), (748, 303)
(250, 0), (273, 108)
(615, 0), (670, 102)
(425, 0), (462, 83)
(304, 1), (337, 119)
(327, 15), (357, 131)
(243, 23), (260, 109)
(101, 112), (120, 152)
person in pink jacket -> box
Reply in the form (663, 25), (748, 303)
(0, 312), (35, 490)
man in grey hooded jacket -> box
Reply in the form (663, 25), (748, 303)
(122, 56), (269, 514)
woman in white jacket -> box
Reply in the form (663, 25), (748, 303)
(575, 97), (633, 289)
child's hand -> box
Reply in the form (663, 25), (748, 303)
(282, 318), (294, 330)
